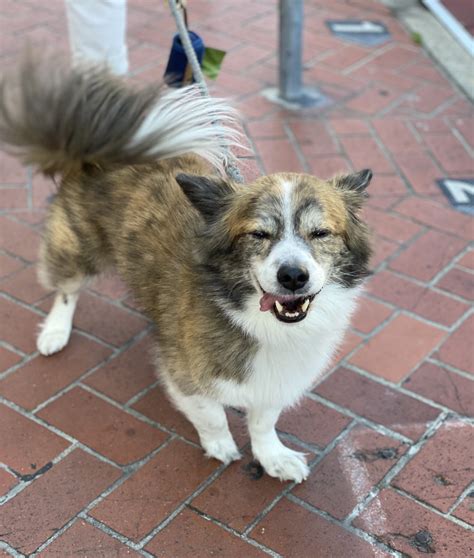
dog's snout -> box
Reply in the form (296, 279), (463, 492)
(277, 265), (309, 292)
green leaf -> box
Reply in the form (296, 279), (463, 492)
(201, 47), (226, 80)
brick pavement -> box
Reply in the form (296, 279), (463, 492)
(0, 0), (473, 556)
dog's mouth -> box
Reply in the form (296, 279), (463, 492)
(259, 291), (316, 323)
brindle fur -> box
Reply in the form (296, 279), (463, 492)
(0, 57), (371, 399)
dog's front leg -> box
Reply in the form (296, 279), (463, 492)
(247, 407), (309, 483)
(166, 383), (241, 465)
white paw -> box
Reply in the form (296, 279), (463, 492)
(202, 436), (241, 465)
(37, 328), (70, 356)
(257, 447), (309, 483)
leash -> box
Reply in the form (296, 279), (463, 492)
(168, 0), (245, 183)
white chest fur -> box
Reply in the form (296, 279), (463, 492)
(215, 284), (361, 410)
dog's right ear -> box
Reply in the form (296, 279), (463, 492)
(175, 174), (234, 221)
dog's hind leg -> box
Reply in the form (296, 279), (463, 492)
(166, 381), (241, 464)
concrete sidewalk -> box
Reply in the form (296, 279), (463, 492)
(0, 0), (473, 556)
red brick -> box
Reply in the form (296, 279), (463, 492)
(294, 426), (407, 519)
(84, 336), (156, 403)
(235, 94), (276, 120)
(146, 508), (267, 557)
(193, 450), (286, 532)
(395, 196), (472, 240)
(0, 216), (41, 262)
(315, 367), (439, 440)
(250, 498), (387, 557)
(347, 86), (401, 115)
(278, 397), (350, 448)
(0, 468), (16, 497)
(436, 314), (474, 374)
(38, 387), (168, 465)
(0, 187), (28, 210)
(128, 43), (162, 72)
(307, 154), (352, 178)
(371, 236), (398, 268)
(31, 173), (56, 208)
(392, 150), (443, 196)
(0, 253), (24, 278)
(368, 270), (469, 327)
(246, 117), (286, 139)
(452, 492), (474, 526)
(436, 268), (473, 301)
(0, 403), (68, 475)
(339, 136), (394, 174)
(350, 314), (446, 382)
(457, 250), (474, 270)
(0, 265), (51, 304)
(132, 384), (200, 444)
(403, 62), (449, 85)
(330, 330), (364, 367)
(39, 292), (149, 347)
(453, 116), (474, 149)
(363, 206), (421, 243)
(371, 45), (420, 70)
(354, 488), (473, 557)
(423, 131), (473, 173)
(321, 45), (370, 70)
(288, 120), (338, 153)
(329, 118), (370, 135)
(366, 174), (409, 210)
(0, 152), (27, 183)
(389, 230), (467, 282)
(0, 449), (121, 554)
(352, 297), (393, 334)
(0, 296), (41, 353)
(402, 83), (456, 114)
(0, 334), (111, 410)
(0, 345), (22, 373)
(372, 118), (420, 154)
(90, 440), (217, 541)
(89, 274), (128, 300)
(393, 420), (473, 512)
(255, 138), (304, 174)
(404, 362), (473, 416)
(41, 519), (141, 557)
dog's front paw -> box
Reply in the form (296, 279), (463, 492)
(37, 329), (70, 356)
(257, 447), (309, 483)
(202, 436), (242, 465)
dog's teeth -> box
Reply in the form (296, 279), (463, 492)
(275, 301), (284, 313)
(285, 311), (299, 318)
(301, 299), (310, 312)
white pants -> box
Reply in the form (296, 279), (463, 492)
(65, 0), (129, 75)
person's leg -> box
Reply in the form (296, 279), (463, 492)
(65, 0), (129, 75)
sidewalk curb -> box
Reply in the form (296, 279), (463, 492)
(380, 0), (474, 101)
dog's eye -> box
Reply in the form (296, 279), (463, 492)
(250, 230), (271, 240)
(310, 229), (330, 239)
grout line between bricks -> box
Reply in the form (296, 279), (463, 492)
(344, 411), (449, 525)
(307, 392), (414, 445)
(426, 357), (474, 382)
(241, 420), (358, 538)
(187, 505), (282, 558)
(448, 480), (474, 516)
(286, 493), (404, 558)
(392, 486), (474, 531)
(0, 541), (25, 558)
(31, 436), (177, 556)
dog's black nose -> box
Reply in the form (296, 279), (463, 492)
(277, 265), (309, 292)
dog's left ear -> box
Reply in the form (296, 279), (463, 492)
(338, 169), (372, 192)
(175, 174), (234, 221)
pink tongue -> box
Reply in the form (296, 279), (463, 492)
(259, 293), (296, 312)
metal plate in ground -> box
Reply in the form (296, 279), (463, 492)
(326, 20), (391, 46)
(438, 178), (474, 216)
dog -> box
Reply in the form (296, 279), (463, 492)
(0, 56), (372, 483)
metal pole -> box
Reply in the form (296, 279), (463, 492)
(272, 0), (327, 108)
(279, 0), (304, 102)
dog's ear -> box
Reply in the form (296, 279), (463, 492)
(337, 169), (372, 193)
(175, 174), (234, 221)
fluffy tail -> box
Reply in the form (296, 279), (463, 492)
(0, 53), (243, 175)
